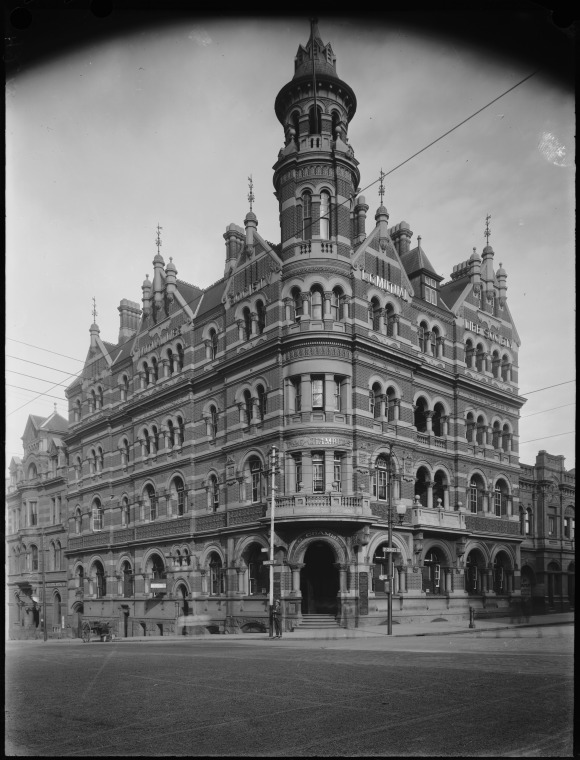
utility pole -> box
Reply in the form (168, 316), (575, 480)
(268, 446), (278, 638)
(41, 528), (47, 642)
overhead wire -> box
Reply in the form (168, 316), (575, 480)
(3, 68), (547, 419)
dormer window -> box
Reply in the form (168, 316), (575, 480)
(424, 276), (437, 305)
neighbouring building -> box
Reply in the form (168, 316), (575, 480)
(6, 410), (69, 639)
(9, 21), (567, 639)
(519, 451), (575, 612)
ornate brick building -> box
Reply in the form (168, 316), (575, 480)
(8, 22), (540, 638)
(519, 451), (575, 612)
(6, 410), (69, 639)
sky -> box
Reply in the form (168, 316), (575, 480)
(5, 12), (575, 475)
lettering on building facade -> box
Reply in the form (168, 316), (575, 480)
(464, 319), (512, 348)
(360, 270), (410, 301)
(288, 437), (352, 449)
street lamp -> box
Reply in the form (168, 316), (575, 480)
(381, 444), (407, 636)
(268, 446), (278, 638)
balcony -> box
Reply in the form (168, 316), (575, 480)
(410, 507), (466, 531)
(270, 493), (372, 522)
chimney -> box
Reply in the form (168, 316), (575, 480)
(118, 299), (142, 342)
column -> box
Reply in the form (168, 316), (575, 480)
(289, 563), (304, 594)
(379, 308), (387, 335)
(284, 297), (292, 322)
(302, 451), (313, 492)
(425, 410), (433, 433)
(236, 568), (245, 594)
(392, 315), (400, 338)
(334, 563), (348, 593)
(236, 320), (244, 341)
(426, 481), (433, 509)
(301, 374), (312, 412)
(324, 450), (335, 491)
(323, 291), (332, 318)
(200, 570), (208, 595)
(444, 568), (452, 593)
(343, 296), (352, 322)
(301, 292), (310, 319)
(398, 566), (407, 593)
(394, 399), (400, 421)
(441, 415), (449, 436)
(482, 489), (490, 514)
(324, 374), (335, 413)
(250, 398), (259, 424)
(443, 486), (450, 510)
(250, 312), (258, 336)
(343, 376), (352, 415)
(378, 394), (386, 420)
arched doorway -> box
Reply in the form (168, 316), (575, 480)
(300, 542), (339, 614)
(72, 602), (84, 639)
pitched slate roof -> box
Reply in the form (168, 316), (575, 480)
(439, 278), (469, 311)
(40, 412), (69, 433)
(401, 244), (442, 280)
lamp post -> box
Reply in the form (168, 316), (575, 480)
(268, 446), (278, 638)
(41, 528), (47, 642)
(380, 443), (406, 636)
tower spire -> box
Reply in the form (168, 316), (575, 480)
(378, 168), (386, 205)
(155, 223), (163, 254)
(92, 296), (98, 324)
(247, 175), (255, 212)
(484, 214), (491, 246)
(310, 17), (319, 133)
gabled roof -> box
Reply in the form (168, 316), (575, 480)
(195, 278), (227, 320)
(39, 412), (69, 434)
(439, 278), (470, 312)
(401, 244), (442, 280)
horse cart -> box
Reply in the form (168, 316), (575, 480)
(81, 620), (114, 642)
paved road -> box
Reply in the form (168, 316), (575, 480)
(5, 624), (573, 757)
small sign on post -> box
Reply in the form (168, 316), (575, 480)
(382, 547), (400, 553)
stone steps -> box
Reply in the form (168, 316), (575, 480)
(296, 614), (341, 629)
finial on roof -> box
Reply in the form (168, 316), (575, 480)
(155, 223), (163, 254)
(484, 214), (491, 246)
(248, 174), (255, 212)
(92, 296), (98, 323)
(54, 403), (57, 413)
(378, 168), (386, 205)
(417, 235), (422, 249)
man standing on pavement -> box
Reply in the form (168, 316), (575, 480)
(273, 598), (282, 638)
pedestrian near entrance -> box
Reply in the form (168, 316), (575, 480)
(273, 598), (282, 638)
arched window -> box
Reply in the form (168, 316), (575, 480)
(256, 301), (266, 334)
(370, 298), (381, 331)
(208, 475), (219, 511)
(243, 389), (253, 427)
(465, 340), (475, 368)
(433, 470), (446, 507)
(167, 348), (175, 375)
(249, 457), (262, 503)
(291, 287), (303, 321)
(149, 554), (165, 597)
(465, 412), (475, 443)
(476, 415), (486, 445)
(98, 386), (104, 408)
(142, 362), (150, 388)
(291, 110), (300, 141)
(372, 456), (389, 501)
(75, 399), (82, 422)
(494, 479), (509, 517)
(121, 437), (130, 467)
(50, 542), (56, 571)
(423, 549), (443, 595)
(94, 560), (106, 598)
(257, 385), (267, 421)
(209, 405), (218, 438)
(177, 416), (185, 446)
(92, 498), (104, 531)
(246, 543), (269, 596)
(75, 507), (82, 534)
(319, 190), (330, 238)
(243, 307), (252, 340)
(330, 287), (343, 321)
(209, 328), (218, 359)
(121, 496), (130, 526)
(469, 476), (484, 513)
(97, 446), (104, 472)
(176, 343), (185, 371)
(28, 463), (38, 481)
(90, 389), (97, 412)
(418, 322), (429, 353)
(151, 425), (159, 453)
(30, 544), (39, 571)
(386, 386), (397, 422)
(475, 343), (485, 372)
(370, 383), (382, 419)
(414, 397), (428, 433)
(55, 541), (62, 571)
(167, 420), (175, 448)
(491, 350), (500, 378)
(302, 191), (312, 240)
(53, 592), (62, 627)
(465, 551), (483, 593)
(308, 104), (322, 135)
(502, 424), (511, 452)
(311, 287), (323, 320)
(385, 303), (396, 336)
(144, 484), (157, 521)
(122, 560), (133, 598)
(501, 354), (510, 382)
(331, 110), (340, 140)
(493, 553), (510, 594)
(209, 553), (224, 595)
(430, 327), (439, 357)
(492, 421), (501, 448)
(292, 377), (302, 412)
(432, 403), (444, 437)
(171, 477), (186, 516)
(143, 429), (151, 457)
(415, 467), (430, 507)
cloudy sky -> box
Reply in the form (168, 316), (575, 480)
(6, 12), (575, 474)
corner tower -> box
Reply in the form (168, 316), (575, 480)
(273, 20), (360, 261)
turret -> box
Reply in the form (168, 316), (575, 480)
(353, 195), (369, 244)
(89, 321), (100, 349)
(142, 274), (152, 316)
(165, 258), (177, 302)
(223, 222), (245, 276)
(496, 262), (507, 307)
(469, 248), (482, 293)
(152, 252), (165, 311)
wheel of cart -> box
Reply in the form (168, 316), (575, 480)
(81, 621), (91, 643)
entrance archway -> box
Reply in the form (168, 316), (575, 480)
(300, 542), (339, 614)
